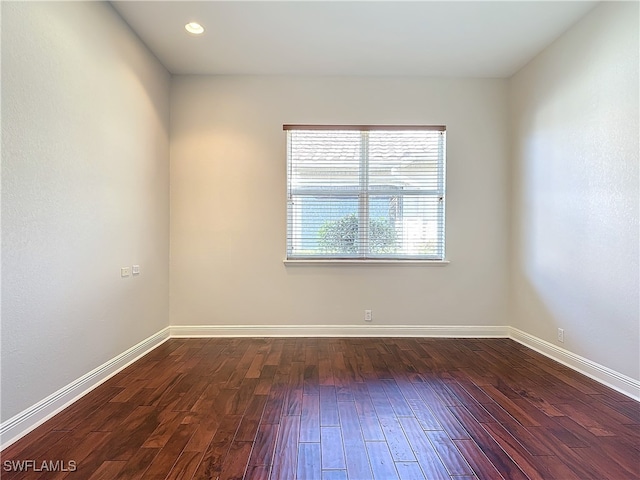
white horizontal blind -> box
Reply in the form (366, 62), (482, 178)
(286, 125), (446, 260)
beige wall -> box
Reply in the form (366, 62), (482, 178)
(1, 2), (170, 421)
(170, 76), (509, 328)
(509, 2), (639, 379)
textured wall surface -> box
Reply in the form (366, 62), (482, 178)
(509, 2), (639, 379)
(1, 2), (170, 421)
(170, 76), (510, 328)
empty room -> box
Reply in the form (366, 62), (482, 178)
(1, 1), (638, 479)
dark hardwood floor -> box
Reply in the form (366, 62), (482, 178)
(2, 338), (639, 479)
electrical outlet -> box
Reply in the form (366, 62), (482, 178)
(132, 265), (140, 275)
(557, 328), (564, 343)
(121, 266), (131, 277)
(364, 310), (372, 322)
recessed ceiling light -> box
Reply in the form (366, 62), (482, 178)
(185, 22), (204, 35)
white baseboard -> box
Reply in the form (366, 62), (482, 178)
(169, 324), (511, 338)
(509, 327), (640, 401)
(0, 327), (171, 450)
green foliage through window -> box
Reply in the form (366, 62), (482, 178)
(318, 213), (397, 255)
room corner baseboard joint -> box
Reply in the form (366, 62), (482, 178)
(0, 327), (171, 451)
(509, 327), (640, 401)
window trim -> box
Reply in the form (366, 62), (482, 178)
(283, 259), (450, 266)
(283, 124), (446, 132)
(285, 124), (447, 263)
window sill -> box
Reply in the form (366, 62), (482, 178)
(283, 259), (450, 266)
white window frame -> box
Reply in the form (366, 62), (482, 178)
(284, 125), (448, 264)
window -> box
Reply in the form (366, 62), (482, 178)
(285, 125), (446, 261)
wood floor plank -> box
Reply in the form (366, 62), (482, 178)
(428, 377), (464, 407)
(109, 378), (151, 403)
(174, 378), (213, 412)
(284, 361), (305, 416)
(413, 382), (471, 440)
(107, 447), (158, 480)
(381, 379), (414, 416)
(228, 378), (259, 416)
(1, 435), (72, 480)
(342, 442), (374, 480)
(528, 428), (636, 480)
(183, 416), (220, 454)
(333, 351), (354, 402)
(587, 436), (640, 478)
(482, 385), (543, 427)
(378, 416), (416, 462)
(554, 401), (616, 437)
(246, 350), (268, 379)
(247, 423), (278, 467)
(425, 430), (475, 477)
(481, 422), (547, 480)
(533, 416), (591, 449)
(320, 385), (340, 427)
(297, 442), (321, 480)
(395, 461), (427, 480)
(322, 470), (348, 480)
(192, 414), (241, 479)
(245, 465), (271, 480)
(163, 450), (202, 480)
(261, 372), (289, 425)
(590, 394), (640, 423)
(136, 423), (197, 480)
(368, 381), (396, 419)
(47, 431), (112, 480)
(102, 406), (162, 461)
(141, 411), (186, 449)
(271, 415), (300, 480)
(366, 348), (392, 379)
(365, 441), (400, 480)
(338, 402), (374, 480)
(48, 386), (125, 431)
(448, 406), (529, 480)
(522, 354), (602, 395)
(86, 461), (126, 480)
(304, 364), (320, 396)
(398, 416), (451, 480)
(471, 402), (555, 456)
(453, 439), (505, 480)
(352, 382), (386, 442)
(318, 341), (335, 386)
(337, 401), (363, 445)
(219, 440), (253, 480)
(2, 430), (68, 470)
(236, 394), (268, 442)
(300, 394), (321, 443)
(320, 426), (346, 470)
(532, 454), (583, 480)
(225, 341), (260, 389)
(583, 393), (640, 426)
(255, 365), (277, 396)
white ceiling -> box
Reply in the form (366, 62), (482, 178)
(111, 1), (598, 77)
